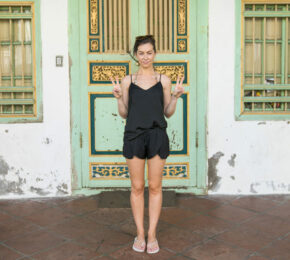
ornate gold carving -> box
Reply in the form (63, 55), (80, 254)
(90, 0), (99, 35)
(178, 0), (186, 35)
(177, 39), (186, 52)
(91, 164), (129, 179)
(163, 164), (188, 178)
(154, 65), (185, 81)
(92, 65), (127, 81)
(91, 39), (99, 51)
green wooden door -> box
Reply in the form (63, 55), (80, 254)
(69, 0), (208, 195)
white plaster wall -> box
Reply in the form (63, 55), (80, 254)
(208, 0), (290, 194)
(0, 0), (71, 198)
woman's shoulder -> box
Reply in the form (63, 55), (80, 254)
(159, 73), (171, 87)
(121, 75), (132, 87)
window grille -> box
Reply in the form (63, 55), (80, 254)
(242, 2), (290, 113)
(0, 4), (34, 116)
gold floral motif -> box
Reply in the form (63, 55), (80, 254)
(163, 165), (188, 178)
(177, 0), (186, 35)
(92, 164), (129, 179)
(92, 65), (127, 81)
(154, 65), (185, 81)
(91, 39), (99, 51)
(90, 0), (98, 35)
(177, 39), (186, 52)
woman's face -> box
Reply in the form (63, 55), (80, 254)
(135, 43), (156, 68)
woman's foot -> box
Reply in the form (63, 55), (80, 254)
(132, 236), (146, 252)
(146, 238), (159, 254)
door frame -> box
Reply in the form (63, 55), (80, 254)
(68, 0), (209, 195)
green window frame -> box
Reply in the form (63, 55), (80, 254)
(235, 0), (290, 120)
(0, 0), (42, 123)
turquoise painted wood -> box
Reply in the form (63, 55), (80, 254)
(69, 0), (208, 195)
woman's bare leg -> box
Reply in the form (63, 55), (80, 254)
(147, 154), (166, 242)
(126, 156), (146, 241)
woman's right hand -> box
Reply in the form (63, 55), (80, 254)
(110, 76), (122, 99)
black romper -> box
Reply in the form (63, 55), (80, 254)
(122, 74), (170, 159)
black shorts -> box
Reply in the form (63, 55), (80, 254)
(123, 128), (170, 159)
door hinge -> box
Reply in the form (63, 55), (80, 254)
(195, 131), (198, 148)
(80, 132), (83, 148)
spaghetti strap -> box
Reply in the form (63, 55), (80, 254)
(131, 74), (132, 83)
(159, 73), (162, 82)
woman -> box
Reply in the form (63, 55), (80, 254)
(111, 35), (184, 254)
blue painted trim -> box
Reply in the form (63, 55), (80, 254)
(102, 0), (104, 52)
(177, 0), (187, 36)
(172, 0), (174, 52)
(177, 38), (187, 52)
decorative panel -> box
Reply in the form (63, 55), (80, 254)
(147, 0), (188, 53)
(90, 162), (129, 179)
(88, 61), (130, 85)
(162, 162), (189, 179)
(153, 61), (188, 84)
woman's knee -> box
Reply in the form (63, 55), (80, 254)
(131, 182), (145, 195)
(148, 182), (162, 194)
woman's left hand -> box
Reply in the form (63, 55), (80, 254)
(172, 75), (185, 98)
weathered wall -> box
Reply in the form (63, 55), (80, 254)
(0, 0), (71, 198)
(208, 0), (290, 194)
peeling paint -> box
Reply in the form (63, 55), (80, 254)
(4, 129), (8, 133)
(56, 183), (69, 194)
(0, 156), (9, 176)
(30, 187), (50, 196)
(230, 176), (235, 180)
(250, 183), (259, 193)
(43, 138), (52, 144)
(227, 154), (236, 167)
(208, 152), (224, 191)
(258, 122), (266, 125)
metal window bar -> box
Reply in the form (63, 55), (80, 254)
(0, 4), (33, 115)
(243, 3), (290, 114)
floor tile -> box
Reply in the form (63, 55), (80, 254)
(174, 214), (233, 237)
(3, 230), (66, 255)
(60, 196), (99, 215)
(177, 197), (222, 213)
(23, 206), (74, 227)
(0, 244), (23, 260)
(215, 225), (274, 251)
(157, 225), (205, 253)
(207, 204), (258, 224)
(31, 241), (101, 260)
(109, 244), (175, 260)
(240, 214), (290, 239)
(158, 207), (201, 225)
(182, 239), (251, 260)
(230, 196), (280, 213)
(259, 235), (290, 260)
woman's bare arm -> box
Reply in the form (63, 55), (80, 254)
(162, 75), (184, 118)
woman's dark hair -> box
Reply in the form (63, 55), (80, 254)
(133, 35), (156, 54)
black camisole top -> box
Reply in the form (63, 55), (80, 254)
(123, 74), (168, 141)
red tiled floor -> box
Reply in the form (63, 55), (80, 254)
(239, 214), (290, 239)
(230, 196), (281, 213)
(31, 241), (101, 259)
(4, 229), (66, 255)
(182, 239), (251, 260)
(215, 225), (274, 251)
(175, 214), (233, 237)
(0, 244), (23, 260)
(259, 235), (290, 260)
(207, 204), (258, 224)
(0, 194), (289, 259)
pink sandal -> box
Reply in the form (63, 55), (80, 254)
(146, 239), (160, 254)
(132, 236), (146, 252)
